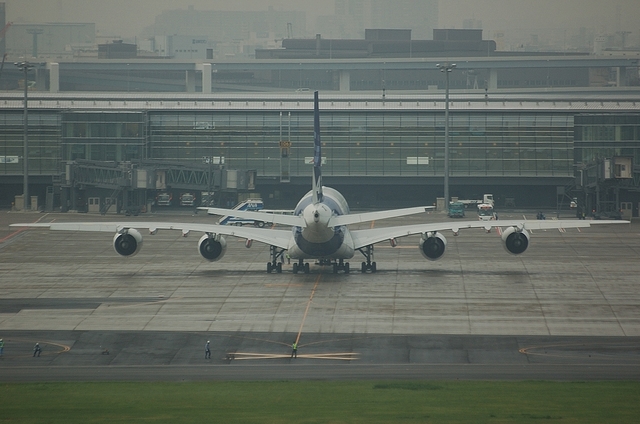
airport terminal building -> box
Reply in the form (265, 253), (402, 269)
(1, 25), (639, 213)
(1, 89), (639, 214)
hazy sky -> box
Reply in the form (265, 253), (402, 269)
(4, 0), (638, 40)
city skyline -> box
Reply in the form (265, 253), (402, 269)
(3, 0), (638, 48)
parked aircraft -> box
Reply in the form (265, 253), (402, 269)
(11, 92), (628, 274)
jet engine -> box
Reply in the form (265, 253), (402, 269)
(419, 232), (447, 261)
(198, 234), (227, 262)
(501, 226), (530, 254)
(113, 229), (143, 257)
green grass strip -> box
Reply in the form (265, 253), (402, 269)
(1, 380), (639, 423)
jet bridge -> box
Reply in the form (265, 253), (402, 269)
(59, 159), (256, 213)
(575, 156), (639, 218)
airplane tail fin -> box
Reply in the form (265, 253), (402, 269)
(312, 91), (323, 205)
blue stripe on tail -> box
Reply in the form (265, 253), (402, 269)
(312, 91), (323, 204)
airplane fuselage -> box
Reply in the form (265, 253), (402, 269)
(287, 186), (355, 260)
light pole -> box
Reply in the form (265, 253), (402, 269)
(15, 61), (34, 211)
(437, 62), (456, 212)
(203, 156), (214, 206)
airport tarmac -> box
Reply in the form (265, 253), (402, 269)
(1, 209), (639, 382)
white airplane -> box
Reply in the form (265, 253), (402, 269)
(11, 92), (628, 274)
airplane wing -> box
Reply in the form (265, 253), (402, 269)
(198, 207), (306, 228)
(329, 206), (434, 227)
(350, 219), (628, 250)
(10, 221), (292, 250)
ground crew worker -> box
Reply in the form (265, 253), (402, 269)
(0, 338), (4, 356)
(205, 340), (211, 359)
(291, 341), (298, 358)
(33, 343), (41, 357)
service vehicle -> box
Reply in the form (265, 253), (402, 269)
(215, 199), (267, 227)
(156, 192), (172, 206)
(457, 194), (494, 208)
(180, 193), (196, 207)
(477, 203), (497, 221)
(448, 201), (465, 218)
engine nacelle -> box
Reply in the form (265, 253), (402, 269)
(501, 226), (530, 255)
(113, 229), (143, 257)
(198, 234), (227, 262)
(419, 232), (447, 261)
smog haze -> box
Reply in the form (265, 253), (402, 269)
(3, 0), (639, 48)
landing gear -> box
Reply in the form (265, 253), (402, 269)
(358, 245), (377, 273)
(361, 261), (376, 273)
(266, 245), (285, 273)
(266, 261), (283, 273)
(332, 259), (350, 274)
(293, 260), (310, 274)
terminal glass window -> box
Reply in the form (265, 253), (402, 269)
(575, 114), (640, 165)
(0, 112), (61, 176)
(62, 112), (145, 162)
(146, 108), (575, 179)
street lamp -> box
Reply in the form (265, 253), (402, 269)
(436, 62), (456, 212)
(15, 61), (35, 211)
(203, 156), (214, 206)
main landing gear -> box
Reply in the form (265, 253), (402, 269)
(332, 259), (350, 274)
(266, 245), (285, 273)
(358, 245), (377, 273)
(314, 258), (350, 274)
(292, 260), (310, 274)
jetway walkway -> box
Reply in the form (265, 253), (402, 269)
(58, 159), (256, 213)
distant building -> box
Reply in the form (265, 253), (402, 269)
(0, 2), (5, 56)
(98, 40), (136, 59)
(5, 22), (95, 59)
(370, 0), (437, 40)
(256, 28), (496, 59)
(315, 0), (438, 40)
(143, 6), (307, 59)
(141, 35), (210, 59)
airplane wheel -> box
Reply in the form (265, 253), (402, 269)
(371, 262), (377, 273)
(292, 263), (299, 274)
(333, 263), (338, 273)
(276, 262), (282, 273)
(304, 263), (310, 274)
(266, 262), (272, 273)
(361, 262), (366, 273)
(344, 262), (350, 274)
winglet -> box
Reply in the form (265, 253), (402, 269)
(312, 91), (323, 205)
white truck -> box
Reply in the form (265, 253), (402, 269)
(180, 193), (196, 207)
(477, 203), (497, 221)
(156, 192), (172, 206)
(456, 193), (494, 208)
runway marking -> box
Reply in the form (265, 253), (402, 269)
(227, 352), (360, 361)
(224, 275), (360, 362)
(0, 338), (71, 358)
(0, 213), (52, 243)
(99, 297), (184, 309)
(295, 274), (321, 346)
(519, 341), (640, 361)
(0, 227), (26, 243)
